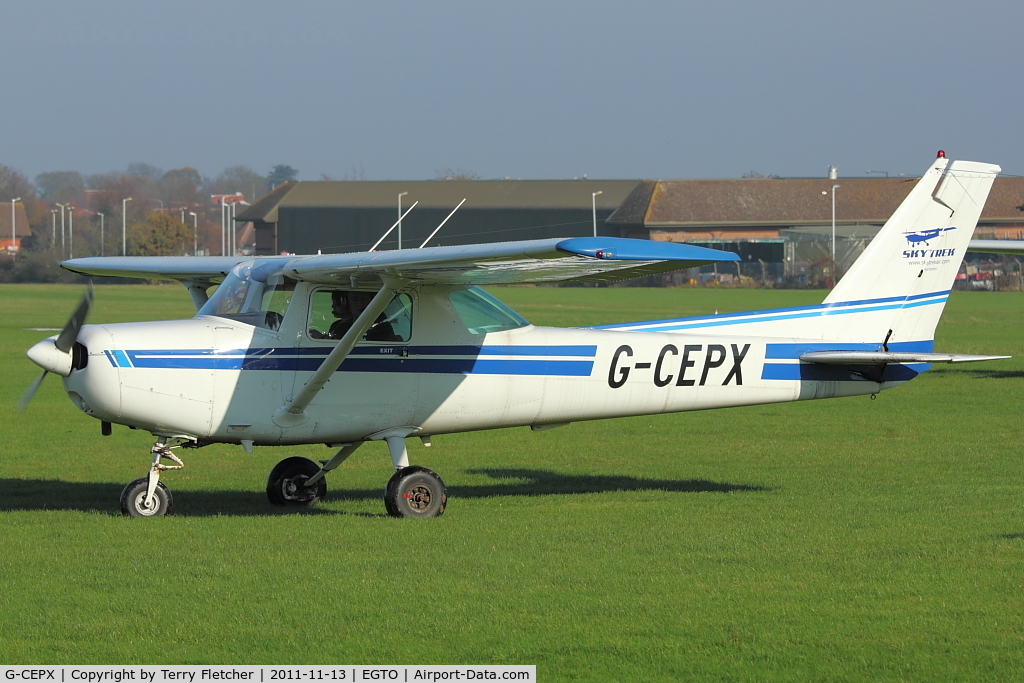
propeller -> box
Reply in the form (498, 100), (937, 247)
(18, 283), (94, 412)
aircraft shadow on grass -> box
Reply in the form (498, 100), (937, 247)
(0, 470), (768, 517)
(931, 368), (1024, 380)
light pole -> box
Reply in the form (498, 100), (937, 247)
(67, 205), (74, 259)
(10, 197), (21, 255)
(189, 212), (198, 256)
(122, 197), (132, 256)
(84, 210), (105, 256)
(219, 196), (226, 256)
(51, 209), (57, 250)
(592, 191), (603, 237)
(96, 212), (105, 256)
(56, 203), (66, 254)
(831, 184), (840, 283)
(231, 199), (250, 256)
(398, 191), (408, 249)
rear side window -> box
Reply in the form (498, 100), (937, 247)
(449, 287), (529, 334)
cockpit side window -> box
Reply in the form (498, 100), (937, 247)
(198, 259), (296, 331)
(308, 290), (413, 343)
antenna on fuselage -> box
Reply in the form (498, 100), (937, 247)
(419, 198), (466, 249)
(369, 201), (418, 251)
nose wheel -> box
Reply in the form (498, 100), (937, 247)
(121, 478), (173, 517)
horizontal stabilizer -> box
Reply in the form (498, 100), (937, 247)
(968, 239), (1024, 255)
(799, 351), (1010, 365)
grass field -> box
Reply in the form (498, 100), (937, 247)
(1, 283), (1022, 680)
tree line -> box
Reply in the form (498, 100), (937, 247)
(0, 163), (300, 282)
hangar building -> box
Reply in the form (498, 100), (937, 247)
(237, 180), (639, 256)
(234, 174), (1024, 284)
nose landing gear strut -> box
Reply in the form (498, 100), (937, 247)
(120, 437), (188, 517)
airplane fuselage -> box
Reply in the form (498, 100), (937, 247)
(63, 283), (923, 446)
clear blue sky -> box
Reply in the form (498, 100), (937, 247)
(4, 0), (1021, 183)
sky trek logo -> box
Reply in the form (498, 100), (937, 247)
(903, 227), (957, 259)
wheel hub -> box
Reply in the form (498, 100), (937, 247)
(282, 476), (317, 502)
(133, 492), (158, 515)
(403, 484), (433, 511)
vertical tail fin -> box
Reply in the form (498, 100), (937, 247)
(820, 155), (1000, 345)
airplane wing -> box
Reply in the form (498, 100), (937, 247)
(62, 237), (741, 286)
(60, 256), (248, 282)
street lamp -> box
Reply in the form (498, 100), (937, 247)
(84, 210), (106, 256)
(51, 209), (57, 250)
(231, 199), (250, 256)
(831, 184), (840, 282)
(10, 197), (21, 255)
(218, 196), (226, 256)
(592, 191), (603, 237)
(398, 191), (408, 250)
(122, 197), (132, 256)
(189, 211), (198, 256)
(67, 205), (75, 259)
(56, 203), (66, 254)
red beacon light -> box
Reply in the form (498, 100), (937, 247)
(937, 150), (946, 158)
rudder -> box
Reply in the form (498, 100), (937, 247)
(820, 155), (1000, 345)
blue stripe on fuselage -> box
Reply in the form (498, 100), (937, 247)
(587, 292), (949, 332)
(116, 345), (596, 376)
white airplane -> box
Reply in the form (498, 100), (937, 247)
(21, 154), (1008, 518)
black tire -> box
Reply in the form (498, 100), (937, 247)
(266, 456), (326, 506)
(384, 466), (447, 518)
(120, 477), (173, 517)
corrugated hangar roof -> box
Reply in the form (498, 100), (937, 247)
(237, 181), (297, 223)
(608, 177), (1024, 228)
(236, 179), (640, 222)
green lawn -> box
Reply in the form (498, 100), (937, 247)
(1, 283), (1022, 680)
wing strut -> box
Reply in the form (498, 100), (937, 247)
(272, 277), (408, 427)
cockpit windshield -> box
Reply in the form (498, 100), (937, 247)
(198, 259), (297, 331)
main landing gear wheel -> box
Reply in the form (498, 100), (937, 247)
(120, 477), (173, 517)
(267, 456), (326, 506)
(384, 466), (447, 518)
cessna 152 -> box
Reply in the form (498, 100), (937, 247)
(21, 154), (1008, 518)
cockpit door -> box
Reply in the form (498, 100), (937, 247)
(291, 287), (419, 438)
